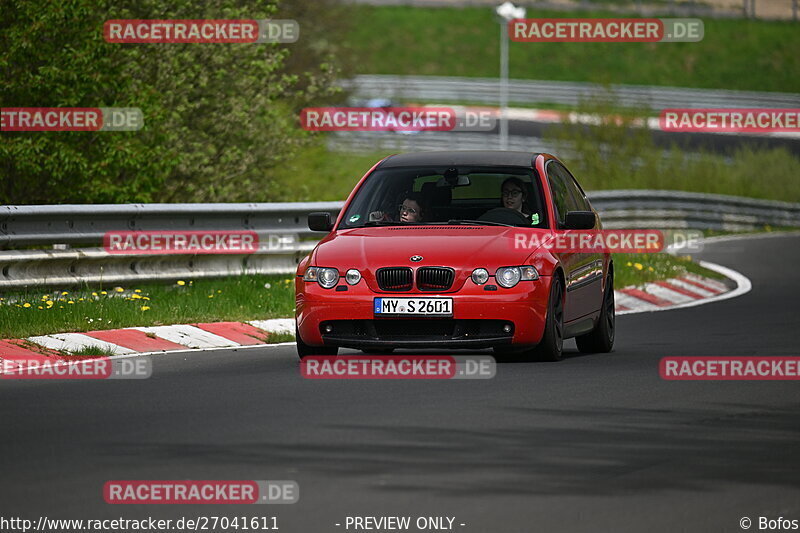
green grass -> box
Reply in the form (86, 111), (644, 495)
(266, 143), (385, 202)
(0, 275), (296, 339)
(265, 332), (297, 344)
(344, 5), (800, 92)
(614, 252), (724, 288)
(64, 345), (118, 357)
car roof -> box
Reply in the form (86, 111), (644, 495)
(378, 151), (540, 169)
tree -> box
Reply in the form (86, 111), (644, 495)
(0, 0), (346, 204)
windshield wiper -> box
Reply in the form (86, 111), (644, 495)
(445, 219), (514, 227)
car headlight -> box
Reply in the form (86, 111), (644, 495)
(303, 267), (340, 289)
(496, 267), (521, 288)
(471, 268), (489, 285)
(496, 266), (539, 288)
(346, 269), (362, 285)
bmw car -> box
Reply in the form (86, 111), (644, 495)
(295, 151), (614, 361)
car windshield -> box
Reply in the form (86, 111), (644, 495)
(339, 166), (548, 229)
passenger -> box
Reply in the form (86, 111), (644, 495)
(397, 192), (426, 223)
(370, 192), (428, 223)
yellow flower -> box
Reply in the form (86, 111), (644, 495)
(626, 262), (632, 267)
(78, 297), (84, 301)
(648, 266), (654, 272)
(38, 306), (43, 310)
(67, 300), (75, 304)
(217, 290), (222, 293)
(100, 291), (107, 295)
(115, 287), (124, 293)
(208, 294), (214, 298)
(134, 289), (142, 293)
(634, 263), (643, 270)
(92, 292), (98, 296)
(131, 294), (142, 299)
(22, 302), (31, 308)
(61, 291), (68, 295)
(142, 296), (150, 300)
(140, 305), (150, 311)
(46, 300), (54, 306)
(176, 280), (186, 286)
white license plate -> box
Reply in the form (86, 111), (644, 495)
(374, 298), (453, 316)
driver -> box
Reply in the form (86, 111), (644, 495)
(500, 177), (531, 215)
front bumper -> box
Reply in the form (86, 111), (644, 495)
(296, 276), (552, 350)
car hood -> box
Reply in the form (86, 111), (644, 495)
(313, 225), (553, 272)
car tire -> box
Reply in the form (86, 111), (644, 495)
(530, 275), (565, 362)
(296, 327), (338, 360)
(575, 270), (615, 354)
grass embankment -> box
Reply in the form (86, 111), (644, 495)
(614, 253), (723, 288)
(0, 275), (295, 340)
(343, 5), (799, 92)
(1, 255), (722, 341)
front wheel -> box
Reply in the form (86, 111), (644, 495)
(530, 276), (565, 362)
(296, 327), (338, 360)
(575, 271), (615, 354)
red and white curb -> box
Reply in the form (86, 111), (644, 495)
(614, 260), (750, 315)
(0, 320), (296, 371)
(0, 261), (751, 369)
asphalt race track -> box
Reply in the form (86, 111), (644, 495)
(1, 234), (799, 533)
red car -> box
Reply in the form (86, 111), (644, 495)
(295, 151), (614, 361)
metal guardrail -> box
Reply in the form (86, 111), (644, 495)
(342, 75), (800, 110)
(589, 190), (800, 231)
(0, 202), (343, 246)
(1, 191), (799, 288)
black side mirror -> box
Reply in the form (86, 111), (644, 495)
(308, 212), (333, 232)
(564, 211), (595, 230)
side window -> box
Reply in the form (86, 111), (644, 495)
(558, 164), (592, 212)
(546, 161), (574, 227)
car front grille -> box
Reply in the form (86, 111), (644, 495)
(416, 267), (455, 291)
(376, 267), (413, 291)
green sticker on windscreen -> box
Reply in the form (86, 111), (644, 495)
(531, 213), (540, 225)
(349, 214), (361, 223)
